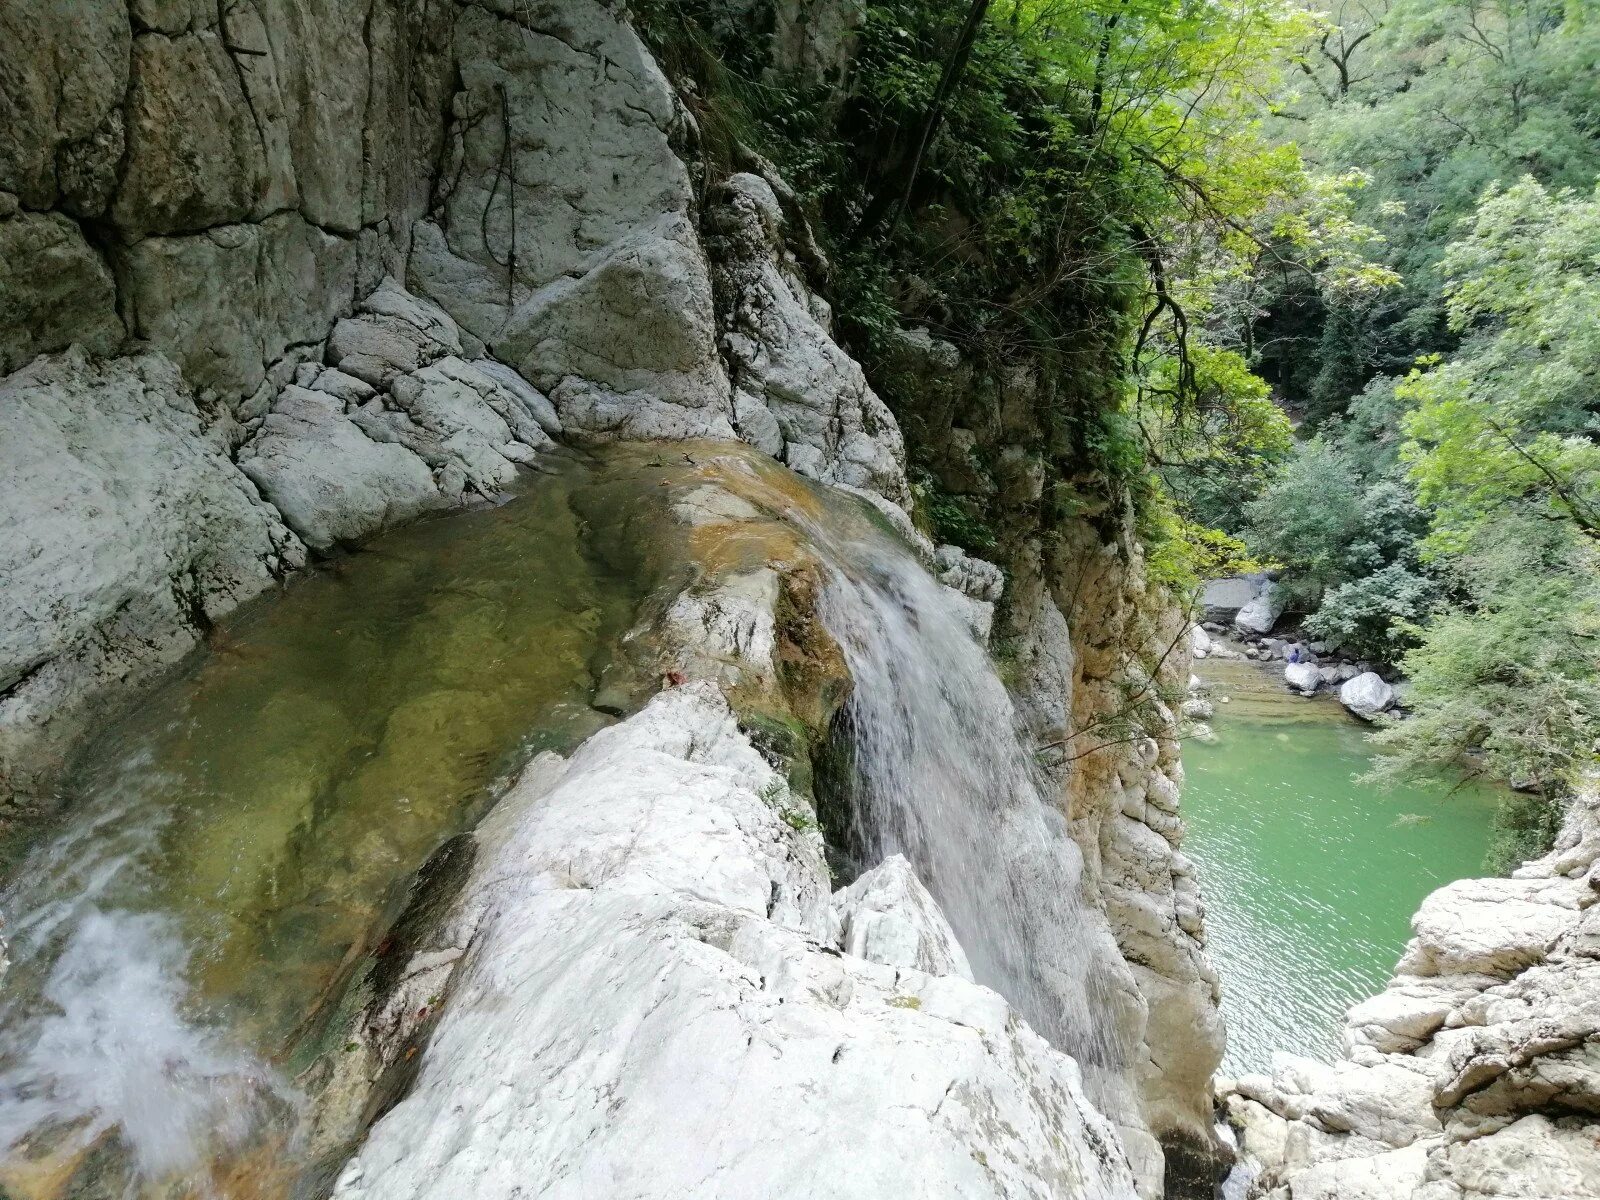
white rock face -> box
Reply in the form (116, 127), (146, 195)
(707, 172), (910, 506)
(1339, 671), (1395, 721)
(1235, 584), (1285, 635)
(414, 2), (735, 441)
(239, 280), (558, 550)
(0, 348), (303, 791)
(833, 854), (975, 979)
(332, 685), (1139, 1200)
(1223, 783), (1600, 1199)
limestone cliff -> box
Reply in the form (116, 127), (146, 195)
(0, 1), (1220, 1196)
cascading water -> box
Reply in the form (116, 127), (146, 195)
(0, 451), (672, 1198)
(804, 508), (1130, 1073)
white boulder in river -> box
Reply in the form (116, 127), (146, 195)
(332, 684), (1138, 1200)
(1283, 661), (1322, 695)
(1340, 671), (1396, 721)
(1234, 581), (1285, 635)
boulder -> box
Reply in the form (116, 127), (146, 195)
(1235, 584), (1285, 635)
(1339, 672), (1395, 721)
(0, 209), (124, 373)
(1190, 624), (1211, 659)
(1202, 575), (1262, 623)
(1222, 784), (1600, 1200)
(1284, 662), (1322, 694)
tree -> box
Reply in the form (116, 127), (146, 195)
(1369, 514), (1600, 795)
(1400, 178), (1600, 555)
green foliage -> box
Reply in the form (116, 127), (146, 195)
(1369, 515), (1600, 794)
(1142, 483), (1269, 597)
(644, 0), (1321, 513)
(1257, 0), (1600, 418)
(909, 469), (998, 553)
(1303, 562), (1437, 661)
(1242, 439), (1425, 608)
(1152, 341), (1296, 531)
(1484, 790), (1565, 875)
(1399, 179), (1600, 556)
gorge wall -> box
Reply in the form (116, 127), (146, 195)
(0, 1), (1221, 1195)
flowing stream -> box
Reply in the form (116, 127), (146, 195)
(804, 506), (1128, 1075)
(1184, 657), (1501, 1073)
(0, 450), (685, 1199)
(0, 443), (1131, 1196)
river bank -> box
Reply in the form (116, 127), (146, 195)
(1191, 651), (1600, 1197)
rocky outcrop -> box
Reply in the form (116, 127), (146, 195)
(0, 348), (303, 799)
(239, 281), (558, 550)
(330, 684), (1137, 1200)
(1223, 784), (1600, 1199)
(706, 171), (909, 504)
(879, 327), (1225, 1194)
(3, 2), (1219, 1195)
(0, 0), (910, 807)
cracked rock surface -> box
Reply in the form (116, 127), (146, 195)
(331, 684), (1138, 1200)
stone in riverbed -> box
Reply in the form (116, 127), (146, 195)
(1284, 662), (1322, 694)
(1234, 581), (1284, 635)
(1339, 672), (1395, 721)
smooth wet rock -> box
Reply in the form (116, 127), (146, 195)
(1340, 672), (1396, 721)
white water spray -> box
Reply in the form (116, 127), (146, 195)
(809, 512), (1131, 1071)
(0, 764), (295, 1190)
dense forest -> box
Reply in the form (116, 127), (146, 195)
(1183, 0), (1600, 860)
(643, 0), (1599, 863)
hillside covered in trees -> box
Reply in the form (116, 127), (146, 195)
(642, 0), (1597, 857)
(1149, 0), (1599, 852)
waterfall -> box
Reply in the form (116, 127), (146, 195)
(808, 508), (1128, 1070)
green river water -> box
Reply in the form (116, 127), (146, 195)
(1184, 657), (1502, 1074)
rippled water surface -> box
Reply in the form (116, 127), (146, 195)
(1184, 658), (1500, 1073)
(0, 449), (685, 1198)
